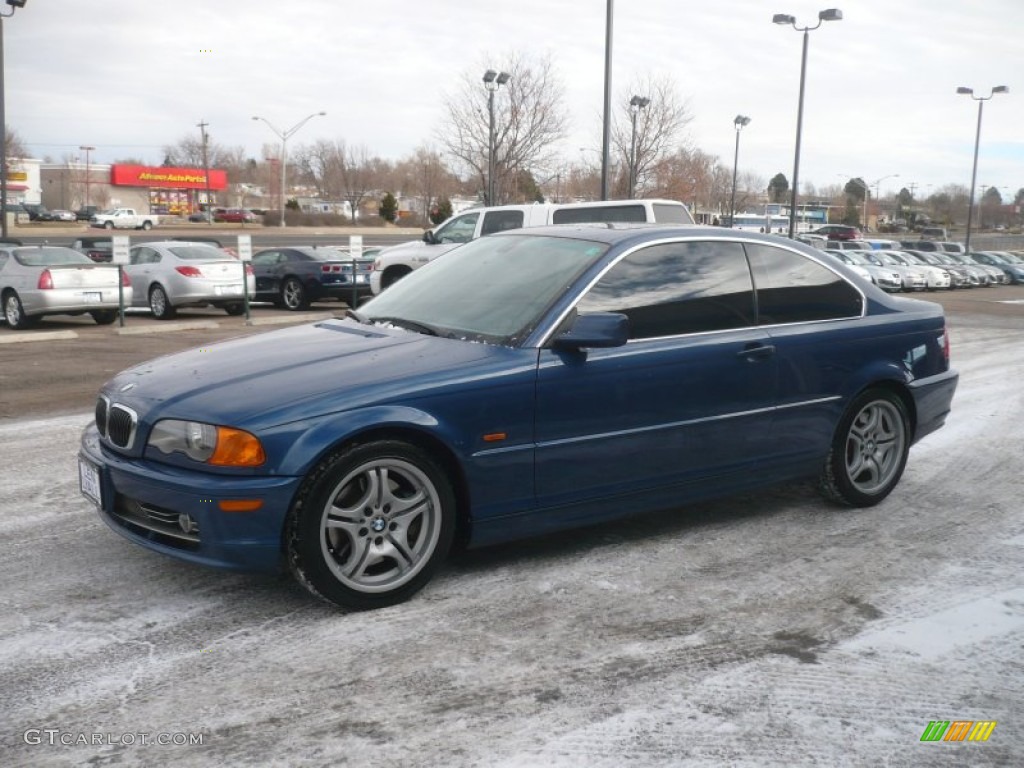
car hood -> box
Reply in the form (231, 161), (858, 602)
(378, 238), (459, 264)
(103, 319), (520, 429)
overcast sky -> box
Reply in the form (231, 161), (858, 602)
(8, 0), (1023, 200)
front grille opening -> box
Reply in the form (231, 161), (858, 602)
(107, 405), (136, 448)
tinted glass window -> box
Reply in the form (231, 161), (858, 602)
(576, 241), (755, 339)
(251, 250), (282, 266)
(552, 204), (647, 224)
(745, 244), (863, 324)
(480, 210), (525, 235)
(652, 203), (693, 224)
(14, 247), (93, 267)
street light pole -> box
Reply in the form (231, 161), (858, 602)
(1, 0), (29, 239)
(252, 111), (326, 228)
(729, 115), (751, 226)
(628, 95), (650, 199)
(773, 8), (842, 239)
(196, 121), (212, 225)
(78, 144), (95, 211)
(957, 85), (1008, 251)
(483, 69), (511, 205)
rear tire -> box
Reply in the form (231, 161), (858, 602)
(3, 291), (36, 329)
(149, 284), (177, 320)
(90, 309), (118, 325)
(141, 220), (153, 231)
(287, 440), (456, 610)
(820, 388), (910, 507)
(281, 277), (309, 311)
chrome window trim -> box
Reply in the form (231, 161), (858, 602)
(533, 234), (867, 349)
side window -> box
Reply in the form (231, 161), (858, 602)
(435, 213), (480, 244)
(480, 210), (525, 236)
(129, 247), (143, 265)
(745, 244), (863, 324)
(251, 250), (279, 266)
(0, 253), (8, 270)
(552, 204), (646, 224)
(576, 241), (755, 339)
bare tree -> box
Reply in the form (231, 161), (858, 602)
(394, 145), (458, 225)
(611, 75), (694, 199)
(439, 53), (569, 205)
(336, 143), (377, 223)
(3, 124), (28, 159)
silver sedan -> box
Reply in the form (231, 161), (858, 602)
(0, 245), (132, 329)
(124, 241), (255, 319)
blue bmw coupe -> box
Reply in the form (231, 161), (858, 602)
(79, 225), (958, 609)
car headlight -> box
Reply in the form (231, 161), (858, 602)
(148, 419), (266, 466)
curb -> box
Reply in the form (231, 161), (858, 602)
(0, 329), (79, 344)
(116, 320), (221, 335)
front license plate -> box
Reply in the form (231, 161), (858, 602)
(215, 284), (242, 296)
(79, 457), (102, 506)
(82, 292), (103, 303)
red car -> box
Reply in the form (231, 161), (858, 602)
(213, 208), (257, 223)
(813, 225), (862, 241)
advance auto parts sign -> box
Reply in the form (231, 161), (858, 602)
(110, 164), (228, 190)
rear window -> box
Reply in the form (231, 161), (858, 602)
(14, 247), (94, 266)
(168, 245), (233, 261)
(652, 203), (693, 224)
(552, 204), (647, 224)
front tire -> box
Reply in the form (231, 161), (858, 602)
(104, 221), (114, 230)
(149, 284), (177, 320)
(281, 277), (308, 311)
(223, 303), (245, 316)
(820, 388), (910, 507)
(3, 291), (36, 329)
(288, 440), (456, 610)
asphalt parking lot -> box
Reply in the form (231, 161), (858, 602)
(1, 289), (1022, 766)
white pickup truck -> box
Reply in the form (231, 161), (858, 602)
(369, 198), (693, 294)
(89, 208), (160, 230)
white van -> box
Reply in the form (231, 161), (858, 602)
(369, 199), (693, 294)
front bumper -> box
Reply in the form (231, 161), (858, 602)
(79, 423), (301, 572)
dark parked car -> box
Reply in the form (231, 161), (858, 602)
(23, 204), (55, 222)
(69, 237), (114, 263)
(213, 208), (257, 224)
(75, 206), (100, 222)
(79, 226), (958, 610)
(813, 224), (861, 241)
(251, 246), (373, 309)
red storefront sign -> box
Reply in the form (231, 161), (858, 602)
(110, 164), (227, 190)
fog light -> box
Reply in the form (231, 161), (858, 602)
(178, 513), (198, 534)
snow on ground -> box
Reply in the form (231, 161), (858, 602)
(1, 319), (1021, 767)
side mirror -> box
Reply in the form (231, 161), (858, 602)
(422, 230), (438, 245)
(553, 312), (629, 350)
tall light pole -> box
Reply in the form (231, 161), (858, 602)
(483, 69), (511, 205)
(1, 0), (29, 239)
(252, 111), (326, 228)
(870, 173), (899, 230)
(196, 121), (212, 224)
(628, 95), (650, 199)
(957, 85), (1008, 251)
(78, 145), (95, 211)
(601, 0), (614, 201)
(773, 8), (843, 238)
(729, 115), (751, 226)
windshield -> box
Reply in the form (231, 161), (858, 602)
(14, 247), (95, 266)
(361, 233), (609, 345)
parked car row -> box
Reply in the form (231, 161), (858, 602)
(809, 237), (1024, 292)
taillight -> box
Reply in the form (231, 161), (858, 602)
(244, 263), (254, 276)
(38, 269), (54, 290)
(176, 266), (202, 277)
(941, 325), (950, 364)
(120, 269), (131, 287)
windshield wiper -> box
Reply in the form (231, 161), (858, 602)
(345, 308), (369, 324)
(370, 316), (440, 337)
